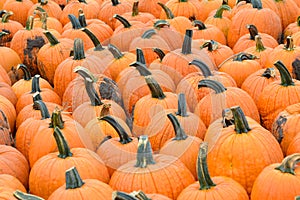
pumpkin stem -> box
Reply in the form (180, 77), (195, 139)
(262, 68), (276, 79)
(81, 28), (105, 51)
(131, 191), (152, 200)
(25, 15), (34, 30)
(230, 106), (251, 134)
(0, 30), (9, 38)
(189, 59), (213, 77)
(141, 29), (156, 39)
(135, 135), (156, 168)
(275, 153), (300, 175)
(74, 66), (97, 82)
(78, 0), (87, 3)
(33, 100), (51, 119)
(73, 38), (86, 60)
(30, 75), (42, 93)
(233, 52), (257, 61)
(112, 191), (139, 200)
(17, 64), (31, 81)
(1, 11), (13, 23)
(197, 142), (216, 190)
(153, 20), (170, 29)
(40, 0), (48, 5)
(152, 47), (165, 61)
(43, 31), (60, 46)
(108, 44), (124, 59)
(254, 35), (266, 52)
(113, 14), (131, 28)
(274, 60), (294, 86)
(78, 9), (87, 27)
(34, 8), (48, 30)
(214, 5), (230, 18)
(53, 126), (73, 158)
(222, 108), (234, 127)
(32, 92), (43, 110)
(68, 14), (82, 30)
(145, 75), (166, 99)
(201, 40), (219, 52)
(176, 93), (188, 117)
(129, 61), (152, 76)
(157, 2), (174, 19)
(251, 0), (262, 9)
(284, 36), (295, 51)
(192, 20), (206, 30)
(99, 103), (111, 117)
(136, 48), (146, 64)
(292, 58), (300, 80)
(297, 16), (300, 27)
(65, 166), (85, 189)
(84, 77), (103, 106)
(13, 190), (44, 200)
(181, 29), (193, 55)
(111, 0), (120, 6)
(132, 1), (139, 16)
(247, 24), (258, 40)
(100, 115), (133, 144)
(49, 107), (65, 129)
(167, 113), (188, 140)
(198, 79), (227, 94)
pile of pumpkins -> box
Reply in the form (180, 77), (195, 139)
(0, 0), (300, 198)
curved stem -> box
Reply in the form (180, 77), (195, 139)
(112, 191), (139, 200)
(100, 115), (133, 144)
(284, 36), (295, 51)
(84, 77), (103, 106)
(78, 9), (87, 28)
(111, 0), (120, 6)
(68, 14), (82, 30)
(274, 60), (294, 86)
(43, 31), (60, 46)
(275, 153), (300, 175)
(198, 79), (227, 94)
(262, 68), (276, 79)
(132, 1), (139, 16)
(129, 61), (152, 76)
(233, 52), (257, 61)
(131, 191), (151, 200)
(176, 93), (188, 117)
(31, 75), (42, 93)
(33, 100), (51, 119)
(251, 0), (262, 9)
(152, 47), (165, 61)
(99, 103), (111, 117)
(108, 44), (124, 59)
(189, 59), (213, 77)
(230, 106), (251, 134)
(141, 29), (156, 39)
(192, 20), (206, 30)
(25, 15), (34, 31)
(113, 14), (131, 28)
(167, 113), (188, 140)
(201, 40), (218, 52)
(197, 142), (216, 190)
(0, 30), (8, 38)
(65, 167), (85, 189)
(145, 76), (166, 99)
(13, 191), (44, 200)
(53, 126), (73, 159)
(73, 38), (86, 60)
(32, 92), (43, 110)
(1, 11), (13, 23)
(254, 35), (266, 52)
(81, 28), (105, 51)
(78, 0), (87, 3)
(182, 29), (193, 55)
(136, 48), (146, 64)
(247, 24), (258, 40)
(17, 64), (31, 81)
(74, 66), (97, 82)
(214, 5), (231, 18)
(0, 10), (7, 18)
(135, 135), (156, 168)
(153, 20), (170, 29)
(222, 108), (234, 127)
(49, 107), (65, 129)
(157, 2), (174, 19)
(40, 0), (48, 5)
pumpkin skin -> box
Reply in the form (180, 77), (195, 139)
(287, 132), (300, 155)
(251, 154), (300, 200)
(27, 0), (62, 20)
(112, 191), (172, 200)
(0, 110), (14, 146)
(0, 95), (16, 134)
(0, 82), (17, 106)
(0, 65), (12, 86)
(0, 174), (26, 192)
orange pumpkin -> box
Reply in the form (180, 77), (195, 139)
(0, 110), (14, 146)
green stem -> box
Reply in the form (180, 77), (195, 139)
(113, 14), (131, 28)
(40, 0), (48, 5)
(284, 36), (295, 51)
(167, 113), (188, 140)
(135, 135), (156, 168)
(73, 38), (86, 60)
(214, 5), (231, 18)
(78, 9), (87, 27)
(0, 30), (9, 38)
(275, 153), (300, 175)
(68, 14), (82, 30)
(153, 20), (170, 29)
(132, 191), (151, 200)
(65, 167), (85, 189)
(74, 66), (97, 82)
(233, 52), (257, 61)
(157, 2), (175, 19)
(108, 44), (124, 59)
(192, 20), (206, 30)
(181, 29), (193, 55)
(176, 93), (188, 117)
(198, 79), (227, 94)
(222, 108), (234, 127)
(247, 24), (258, 40)
(17, 64), (31, 81)
(81, 28), (105, 51)
(197, 142), (216, 190)
(53, 126), (73, 159)
(230, 106), (251, 134)
(297, 16), (300, 27)
(0, 10), (7, 18)
(262, 68), (276, 79)
(189, 59), (213, 77)
(32, 92), (43, 110)
(112, 191), (139, 200)
(84, 77), (103, 106)
(201, 40), (218, 52)
(132, 1), (139, 17)
(43, 31), (60, 46)
(13, 190), (44, 200)
(136, 48), (146, 64)
(274, 60), (294, 86)
(30, 75), (42, 93)
(49, 107), (65, 129)
(254, 35), (266, 52)
(129, 61), (152, 76)
(111, 0), (120, 6)
(33, 100), (50, 119)
(145, 76), (166, 99)
(152, 47), (165, 61)
(25, 15), (34, 31)
(100, 115), (133, 144)
(251, 0), (262, 9)
(1, 11), (13, 23)
(141, 29), (156, 39)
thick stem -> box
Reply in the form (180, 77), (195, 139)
(251, 0), (262, 9)
(157, 2), (175, 19)
(99, 103), (111, 117)
(297, 16), (300, 27)
(30, 75), (42, 93)
(197, 142), (216, 190)
(176, 93), (188, 117)
(84, 77), (103, 106)
(292, 58), (300, 80)
(32, 92), (43, 110)
(132, 1), (139, 16)
(222, 108), (234, 127)
(73, 38), (86, 60)
(274, 60), (294, 86)
(201, 40), (218, 52)
(152, 47), (165, 61)
(74, 66), (97, 82)
(33, 100), (50, 119)
(0, 30), (8, 38)
(53, 126), (73, 158)
(230, 106), (251, 134)
(100, 115), (133, 144)
(167, 113), (188, 140)
(81, 28), (105, 51)
(108, 44), (124, 59)
(275, 153), (300, 175)
(247, 24), (258, 40)
(254, 35), (266, 52)
(0, 10), (7, 18)
(262, 68), (276, 79)
(132, 191), (151, 200)
(284, 36), (295, 51)
(13, 190), (44, 200)
(111, 0), (120, 6)
(65, 167), (85, 189)
(135, 135), (156, 168)
(49, 107), (65, 129)
(43, 31), (60, 46)
(17, 64), (31, 81)
(214, 5), (231, 18)
(192, 20), (206, 30)
(141, 29), (156, 39)
(25, 15), (34, 31)
(145, 76), (166, 99)
(181, 29), (193, 55)
(153, 20), (170, 29)
(198, 79), (227, 94)
(68, 14), (82, 30)
(112, 191), (139, 200)
(113, 14), (131, 28)
(78, 0), (87, 3)
(40, 0), (48, 5)
(233, 52), (256, 61)
(78, 9), (87, 28)
(129, 61), (152, 76)
(1, 11), (13, 23)
(136, 48), (146, 64)
(189, 59), (213, 77)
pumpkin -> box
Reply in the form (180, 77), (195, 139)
(205, 106), (283, 194)
(0, 109), (14, 146)
(0, 64), (12, 86)
(29, 126), (110, 199)
(27, 0), (62, 20)
(177, 142), (249, 200)
(251, 153), (300, 200)
(48, 166), (113, 200)
(273, 0), (300, 30)
(287, 132), (300, 155)
(284, 16), (300, 42)
(0, 41), (22, 78)
(0, 174), (26, 192)
(0, 95), (16, 133)
(112, 190), (172, 200)
(109, 135), (195, 199)
(0, 82), (17, 106)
